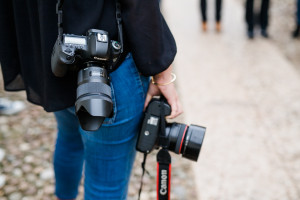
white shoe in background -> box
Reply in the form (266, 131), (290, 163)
(0, 98), (26, 115)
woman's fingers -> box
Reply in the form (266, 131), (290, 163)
(144, 65), (183, 119)
(157, 83), (183, 119)
(144, 82), (183, 119)
(166, 96), (183, 119)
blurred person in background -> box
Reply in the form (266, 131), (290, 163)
(200, 0), (223, 32)
(0, 98), (25, 115)
(292, 0), (300, 38)
(245, 0), (270, 39)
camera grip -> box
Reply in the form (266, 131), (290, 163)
(136, 112), (160, 153)
(51, 39), (74, 77)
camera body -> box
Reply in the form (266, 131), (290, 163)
(51, 29), (121, 77)
(136, 98), (206, 161)
(137, 98), (171, 153)
(51, 29), (122, 131)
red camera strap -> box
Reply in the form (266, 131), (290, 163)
(157, 149), (172, 200)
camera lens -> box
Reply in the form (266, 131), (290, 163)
(75, 63), (113, 131)
(181, 125), (206, 161)
(166, 123), (206, 161)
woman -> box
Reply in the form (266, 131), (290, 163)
(0, 0), (182, 199)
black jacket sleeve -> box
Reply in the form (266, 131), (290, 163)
(120, 0), (177, 76)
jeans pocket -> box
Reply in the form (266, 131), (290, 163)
(102, 54), (150, 126)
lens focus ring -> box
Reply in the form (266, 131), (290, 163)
(77, 82), (111, 99)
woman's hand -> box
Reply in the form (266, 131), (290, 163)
(144, 66), (183, 119)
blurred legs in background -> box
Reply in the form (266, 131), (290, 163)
(200, 0), (208, 31)
(200, 0), (222, 32)
(260, 0), (270, 37)
(0, 98), (26, 115)
(245, 0), (270, 39)
(292, 0), (300, 38)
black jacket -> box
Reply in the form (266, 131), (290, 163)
(0, 0), (176, 112)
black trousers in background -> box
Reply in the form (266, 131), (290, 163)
(245, 0), (270, 31)
(200, 0), (222, 22)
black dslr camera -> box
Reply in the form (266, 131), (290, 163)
(51, 0), (123, 131)
(136, 97), (206, 161)
(51, 30), (122, 131)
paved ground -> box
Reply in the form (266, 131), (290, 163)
(162, 0), (300, 199)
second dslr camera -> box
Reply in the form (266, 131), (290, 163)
(51, 29), (122, 131)
(136, 97), (206, 161)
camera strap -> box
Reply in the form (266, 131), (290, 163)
(56, 0), (64, 41)
(56, 0), (124, 51)
(157, 149), (172, 200)
(138, 153), (149, 200)
(157, 97), (172, 200)
(137, 150), (172, 200)
(115, 1), (124, 53)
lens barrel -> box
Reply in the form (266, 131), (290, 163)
(166, 123), (206, 161)
(181, 125), (206, 161)
(75, 63), (113, 131)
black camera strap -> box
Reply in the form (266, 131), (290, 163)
(157, 149), (172, 200)
(157, 97), (172, 200)
(138, 151), (172, 200)
(115, 1), (124, 53)
(56, 0), (64, 41)
(138, 153), (149, 200)
(56, 0), (124, 51)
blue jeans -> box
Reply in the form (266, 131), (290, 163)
(53, 54), (149, 200)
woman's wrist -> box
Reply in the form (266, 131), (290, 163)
(151, 66), (175, 86)
(151, 73), (176, 86)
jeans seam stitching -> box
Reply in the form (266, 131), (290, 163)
(103, 81), (117, 125)
(111, 81), (117, 122)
